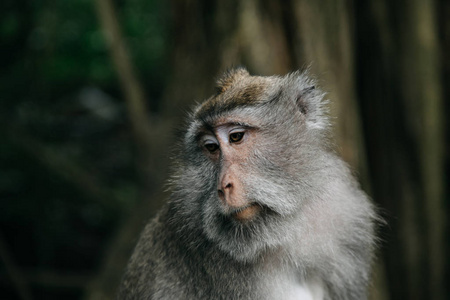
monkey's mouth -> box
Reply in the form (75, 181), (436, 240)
(229, 203), (262, 221)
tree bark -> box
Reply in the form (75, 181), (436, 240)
(355, 0), (447, 299)
(398, 1), (445, 298)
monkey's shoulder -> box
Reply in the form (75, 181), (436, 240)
(117, 214), (167, 299)
(120, 208), (262, 299)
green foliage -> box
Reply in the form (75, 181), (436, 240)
(0, 0), (169, 298)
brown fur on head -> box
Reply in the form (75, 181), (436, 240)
(196, 68), (275, 122)
(215, 67), (250, 94)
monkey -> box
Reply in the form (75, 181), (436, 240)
(118, 68), (378, 300)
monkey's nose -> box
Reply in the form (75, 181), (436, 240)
(218, 183), (232, 201)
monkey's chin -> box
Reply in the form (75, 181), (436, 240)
(203, 204), (283, 263)
(230, 203), (261, 221)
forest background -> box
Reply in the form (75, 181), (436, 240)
(0, 0), (449, 299)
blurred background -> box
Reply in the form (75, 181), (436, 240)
(0, 0), (448, 299)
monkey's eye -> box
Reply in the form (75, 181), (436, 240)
(204, 142), (219, 153)
(229, 131), (244, 143)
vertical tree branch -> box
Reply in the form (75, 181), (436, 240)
(399, 1), (445, 298)
(88, 1), (172, 299)
(94, 0), (153, 154)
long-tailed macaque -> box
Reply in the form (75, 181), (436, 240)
(118, 68), (378, 300)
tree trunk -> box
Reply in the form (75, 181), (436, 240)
(355, 0), (446, 299)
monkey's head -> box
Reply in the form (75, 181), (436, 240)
(171, 68), (330, 262)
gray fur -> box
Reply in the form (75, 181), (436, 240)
(118, 69), (378, 300)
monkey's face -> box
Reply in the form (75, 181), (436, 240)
(200, 121), (264, 220)
(172, 69), (328, 262)
(189, 109), (313, 262)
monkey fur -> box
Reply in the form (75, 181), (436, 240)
(118, 68), (378, 300)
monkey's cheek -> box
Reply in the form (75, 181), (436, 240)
(232, 203), (261, 221)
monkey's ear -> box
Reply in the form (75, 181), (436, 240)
(290, 75), (328, 130)
(216, 67), (250, 94)
(295, 86), (315, 115)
